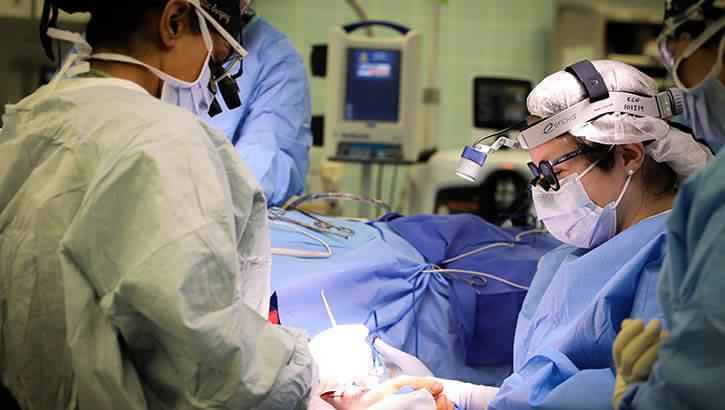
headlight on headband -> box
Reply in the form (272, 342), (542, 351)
(456, 137), (520, 182)
(455, 59), (684, 182)
(517, 87), (684, 149)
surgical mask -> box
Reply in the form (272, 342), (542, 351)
(158, 54), (214, 116)
(84, 50), (213, 116)
(92, 5), (215, 116)
(46, 3), (240, 117)
(679, 34), (725, 144)
(531, 160), (633, 249)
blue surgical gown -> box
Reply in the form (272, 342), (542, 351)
(620, 155), (725, 409)
(489, 213), (668, 410)
(206, 13), (312, 206)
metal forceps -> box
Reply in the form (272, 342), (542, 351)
(268, 207), (349, 239)
(290, 206), (355, 234)
(441, 272), (488, 294)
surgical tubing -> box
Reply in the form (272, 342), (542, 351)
(515, 228), (548, 241)
(422, 268), (529, 290)
(441, 229), (548, 265)
(283, 192), (392, 215)
(440, 242), (514, 265)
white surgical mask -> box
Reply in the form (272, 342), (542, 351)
(89, 50), (214, 116)
(678, 34), (725, 145)
(94, 5), (215, 116)
(532, 160), (633, 249)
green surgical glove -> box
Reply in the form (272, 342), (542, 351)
(611, 318), (669, 409)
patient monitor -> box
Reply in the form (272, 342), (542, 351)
(472, 77), (531, 135)
(324, 22), (422, 163)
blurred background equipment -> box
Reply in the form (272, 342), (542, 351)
(408, 77), (533, 227)
(323, 20), (422, 217)
(324, 21), (421, 163)
(551, 1), (668, 86)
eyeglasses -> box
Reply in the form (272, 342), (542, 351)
(207, 54), (244, 114)
(527, 147), (591, 191)
(657, 4), (725, 88)
(210, 53), (243, 83)
(657, 0), (710, 71)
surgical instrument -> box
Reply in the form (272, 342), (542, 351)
(283, 192), (392, 215)
(268, 207), (349, 239)
(423, 268), (529, 291)
(423, 269), (489, 294)
(291, 206), (355, 234)
(270, 219), (333, 258)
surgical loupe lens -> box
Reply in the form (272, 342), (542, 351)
(527, 161), (560, 191)
(218, 76), (241, 109)
(540, 163), (560, 191)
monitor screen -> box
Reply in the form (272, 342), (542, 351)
(345, 48), (401, 122)
(473, 78), (531, 129)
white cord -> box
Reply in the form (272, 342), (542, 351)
(343, 0), (373, 37)
(515, 228), (548, 241)
(440, 242), (514, 264)
(440, 229), (549, 265)
(422, 268), (529, 290)
(270, 220), (332, 258)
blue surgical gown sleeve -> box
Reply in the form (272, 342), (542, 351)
(489, 213), (668, 410)
(620, 155), (725, 409)
(207, 17), (312, 206)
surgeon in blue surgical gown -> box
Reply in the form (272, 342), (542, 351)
(615, 1), (725, 408)
(206, 1), (312, 206)
(487, 60), (712, 410)
(380, 60), (712, 410)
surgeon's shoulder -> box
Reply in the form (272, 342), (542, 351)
(251, 17), (303, 63)
(536, 242), (578, 270)
(252, 17), (288, 44)
(686, 152), (725, 192)
(676, 153), (725, 219)
(107, 88), (215, 138)
(82, 85), (228, 155)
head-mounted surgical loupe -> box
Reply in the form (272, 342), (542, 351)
(455, 60), (684, 182)
(207, 33), (245, 117)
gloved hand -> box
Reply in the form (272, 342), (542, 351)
(309, 324), (375, 394)
(372, 337), (434, 377)
(372, 337), (497, 409)
(320, 376), (455, 410)
(611, 318), (669, 409)
(427, 377), (499, 410)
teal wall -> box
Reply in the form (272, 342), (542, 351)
(252, 0), (665, 215)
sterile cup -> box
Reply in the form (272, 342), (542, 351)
(309, 324), (372, 393)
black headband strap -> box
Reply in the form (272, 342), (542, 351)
(565, 60), (609, 102)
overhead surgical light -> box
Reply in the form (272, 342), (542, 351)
(455, 60), (685, 182)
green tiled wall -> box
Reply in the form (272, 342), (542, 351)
(253, 0), (665, 215)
